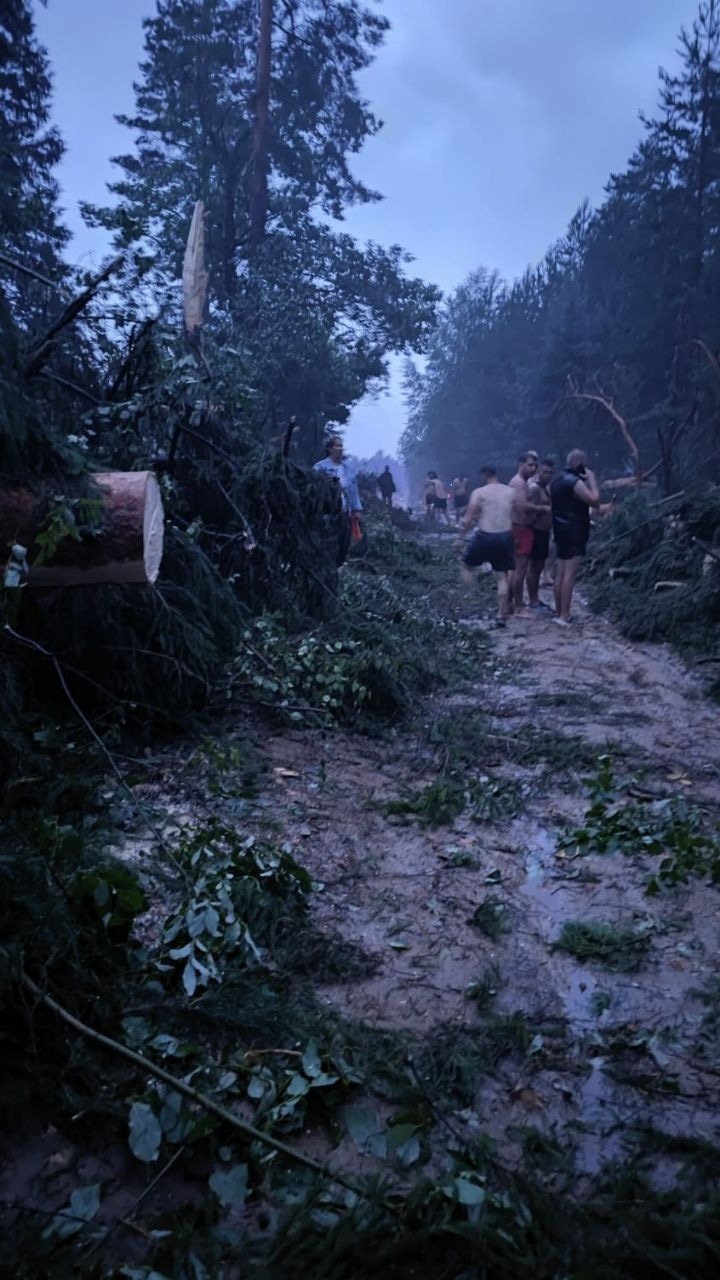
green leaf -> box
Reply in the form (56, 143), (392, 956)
(128, 1101), (162, 1163)
(182, 957), (198, 997)
(209, 1163), (248, 1209)
(247, 1074), (266, 1100)
(158, 1091), (188, 1142)
(342, 1106), (386, 1157)
(301, 1039), (321, 1078)
(42, 1182), (101, 1240)
(386, 1124), (421, 1166)
(285, 1072), (311, 1098)
(455, 1177), (486, 1206)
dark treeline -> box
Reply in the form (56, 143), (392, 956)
(403, 0), (720, 493)
(1, 0), (438, 474)
(0, 0), (439, 740)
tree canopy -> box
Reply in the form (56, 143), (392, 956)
(402, 0), (720, 494)
(83, 0), (439, 453)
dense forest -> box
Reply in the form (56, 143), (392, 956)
(4, 2), (720, 1277)
(403, 0), (720, 493)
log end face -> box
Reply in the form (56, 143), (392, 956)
(143, 472), (164, 585)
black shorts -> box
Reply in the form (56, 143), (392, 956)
(454, 495), (469, 511)
(530, 528), (550, 564)
(554, 525), (587, 561)
(432, 497), (448, 511)
(463, 529), (515, 573)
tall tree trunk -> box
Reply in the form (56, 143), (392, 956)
(249, 0), (274, 256)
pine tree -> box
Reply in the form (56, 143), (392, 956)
(83, 0), (438, 442)
(0, 0), (69, 313)
(0, 0), (73, 470)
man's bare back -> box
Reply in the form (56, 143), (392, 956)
(465, 481), (517, 533)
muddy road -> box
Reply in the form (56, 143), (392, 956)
(255, 584), (720, 1178)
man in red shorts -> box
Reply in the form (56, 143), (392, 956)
(508, 450), (539, 614)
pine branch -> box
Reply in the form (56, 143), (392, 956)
(0, 252), (60, 290)
(23, 255), (124, 379)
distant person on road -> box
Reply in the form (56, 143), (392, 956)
(314, 435), (362, 563)
(377, 465), (396, 509)
(508, 450), (540, 614)
(423, 471), (450, 525)
(459, 465), (521, 626)
(550, 449), (600, 627)
(451, 475), (470, 524)
(526, 457), (554, 612)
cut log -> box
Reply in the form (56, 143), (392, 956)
(0, 471), (164, 587)
(602, 476), (656, 492)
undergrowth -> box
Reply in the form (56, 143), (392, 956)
(554, 920), (652, 971)
(586, 488), (720, 670)
(230, 529), (489, 728)
(559, 756), (720, 890)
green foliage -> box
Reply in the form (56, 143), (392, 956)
(465, 963), (503, 1011)
(403, 6), (720, 494)
(0, 0), (69, 306)
(586, 489), (720, 661)
(32, 495), (103, 565)
(470, 775), (523, 822)
(83, 0), (439, 441)
(381, 778), (468, 827)
(560, 755), (720, 890)
(232, 616), (369, 726)
(554, 920), (652, 971)
(161, 821), (312, 996)
(468, 897), (512, 942)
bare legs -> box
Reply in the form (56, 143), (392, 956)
(496, 570), (510, 622)
(510, 554), (531, 614)
(527, 557), (544, 607)
(553, 556), (581, 621)
(459, 564), (509, 624)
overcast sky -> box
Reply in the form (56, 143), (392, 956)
(36, 0), (699, 457)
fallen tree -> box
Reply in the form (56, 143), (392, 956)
(2, 470), (164, 586)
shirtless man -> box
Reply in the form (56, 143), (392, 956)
(451, 476), (469, 524)
(526, 457), (554, 611)
(508, 451), (540, 613)
(459, 465), (520, 625)
(550, 449), (601, 626)
(423, 471), (450, 525)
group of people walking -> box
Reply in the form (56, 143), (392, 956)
(458, 450), (600, 626)
(422, 473), (470, 523)
(313, 435), (601, 627)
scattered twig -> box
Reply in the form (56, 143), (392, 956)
(79, 1145), (186, 1264)
(2, 625), (187, 881)
(692, 535), (720, 565)
(20, 972), (384, 1204)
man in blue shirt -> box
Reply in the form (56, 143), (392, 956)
(313, 435), (363, 515)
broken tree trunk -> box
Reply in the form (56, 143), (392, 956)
(248, 0), (274, 255)
(1, 471), (164, 587)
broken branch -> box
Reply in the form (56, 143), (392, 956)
(23, 255), (124, 378)
(20, 972), (376, 1202)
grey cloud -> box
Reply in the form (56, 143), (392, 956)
(35, 0), (702, 454)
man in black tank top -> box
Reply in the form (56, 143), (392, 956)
(550, 449), (600, 626)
